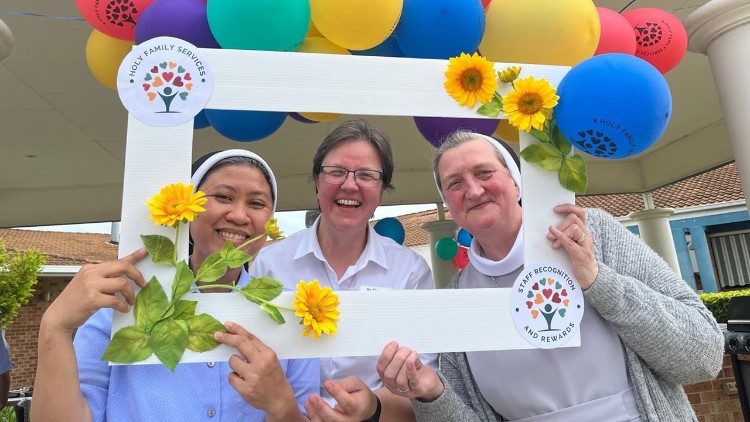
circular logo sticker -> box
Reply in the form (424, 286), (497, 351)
(117, 36), (213, 127)
(510, 261), (584, 349)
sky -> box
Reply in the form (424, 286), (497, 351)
(18, 204), (437, 235)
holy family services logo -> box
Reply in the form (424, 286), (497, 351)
(510, 262), (584, 349)
(117, 36), (213, 127)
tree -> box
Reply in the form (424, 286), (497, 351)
(0, 240), (45, 328)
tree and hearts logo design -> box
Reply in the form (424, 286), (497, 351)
(142, 61), (194, 113)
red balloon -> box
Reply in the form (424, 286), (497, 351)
(76, 0), (155, 41)
(481, 0), (491, 9)
(454, 246), (469, 269)
(622, 8), (687, 74)
(595, 7), (636, 56)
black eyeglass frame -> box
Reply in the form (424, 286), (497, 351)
(319, 165), (384, 187)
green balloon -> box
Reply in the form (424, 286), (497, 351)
(207, 0), (310, 51)
(435, 237), (458, 260)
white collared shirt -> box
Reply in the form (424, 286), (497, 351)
(249, 217), (436, 402)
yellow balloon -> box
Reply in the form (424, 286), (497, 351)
(85, 29), (133, 91)
(311, 0), (402, 50)
(307, 21), (322, 38)
(480, 0), (599, 66)
(297, 37), (350, 122)
(494, 120), (519, 143)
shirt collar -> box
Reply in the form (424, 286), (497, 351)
(293, 216), (390, 271)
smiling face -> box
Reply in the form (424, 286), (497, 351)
(315, 138), (384, 235)
(190, 164), (273, 267)
(438, 139), (522, 238)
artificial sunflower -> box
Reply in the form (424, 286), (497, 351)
(444, 52), (497, 108)
(264, 217), (284, 240)
(503, 76), (559, 132)
(498, 66), (521, 84)
(146, 182), (207, 228)
(293, 279), (340, 340)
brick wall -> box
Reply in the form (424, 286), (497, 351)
(5, 277), (69, 389)
(687, 354), (747, 421)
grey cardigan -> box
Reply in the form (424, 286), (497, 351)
(413, 208), (724, 422)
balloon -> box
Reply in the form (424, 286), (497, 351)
(456, 228), (473, 247)
(76, 0), (155, 41)
(493, 120), (519, 143)
(288, 112), (318, 124)
(622, 8), (687, 74)
(351, 34), (404, 57)
(480, 0), (599, 66)
(414, 116), (500, 147)
(193, 110), (210, 129)
(85, 29), (133, 91)
(454, 246), (469, 269)
(0, 17), (13, 61)
(311, 0), (403, 50)
(204, 109), (287, 142)
(595, 7), (636, 56)
(295, 37), (351, 122)
(373, 217), (406, 245)
(207, 0), (309, 51)
(435, 237), (458, 260)
(481, 0), (491, 9)
(555, 53), (671, 159)
(394, 0), (485, 59)
(135, 0), (219, 48)
(307, 21), (322, 38)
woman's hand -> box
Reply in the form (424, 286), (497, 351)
(376, 341), (443, 402)
(304, 377), (378, 422)
(214, 321), (301, 421)
(42, 248), (147, 333)
(547, 204), (599, 289)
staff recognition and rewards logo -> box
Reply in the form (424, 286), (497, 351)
(510, 262), (584, 349)
(117, 37), (213, 127)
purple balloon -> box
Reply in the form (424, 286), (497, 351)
(135, 0), (220, 48)
(414, 116), (499, 147)
(288, 112), (318, 124)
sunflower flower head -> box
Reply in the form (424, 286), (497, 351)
(293, 279), (340, 340)
(264, 217), (284, 240)
(498, 66), (522, 84)
(502, 76), (559, 133)
(146, 182), (207, 228)
(444, 52), (497, 108)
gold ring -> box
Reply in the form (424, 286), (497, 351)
(577, 233), (587, 243)
(397, 386), (410, 393)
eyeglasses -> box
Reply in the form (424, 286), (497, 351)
(319, 166), (383, 188)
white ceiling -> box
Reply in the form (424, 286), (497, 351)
(0, 0), (731, 227)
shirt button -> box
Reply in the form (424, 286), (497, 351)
(207, 361), (215, 368)
(207, 407), (216, 417)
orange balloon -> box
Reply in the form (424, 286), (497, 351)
(493, 120), (519, 143)
(85, 29), (133, 91)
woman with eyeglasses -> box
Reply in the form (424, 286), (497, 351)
(250, 119), (436, 421)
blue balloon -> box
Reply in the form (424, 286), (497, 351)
(555, 53), (672, 159)
(456, 228), (473, 247)
(351, 34), (404, 57)
(395, 0), (485, 59)
(194, 110), (210, 129)
(204, 109), (287, 142)
(373, 217), (406, 245)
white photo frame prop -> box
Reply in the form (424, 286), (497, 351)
(114, 47), (577, 363)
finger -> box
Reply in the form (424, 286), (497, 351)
(322, 380), (357, 414)
(305, 395), (343, 422)
(554, 204), (586, 223)
(99, 258), (147, 288)
(335, 376), (367, 393)
(376, 341), (399, 377)
(227, 354), (252, 380)
(406, 353), (422, 384)
(395, 360), (411, 394)
(383, 346), (413, 387)
(94, 292), (130, 313)
(214, 330), (258, 358)
(550, 226), (580, 252)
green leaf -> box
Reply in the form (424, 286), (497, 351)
(219, 240), (251, 269)
(559, 155), (589, 194)
(172, 299), (198, 322)
(102, 326), (152, 363)
(519, 143), (564, 172)
(140, 235), (175, 265)
(260, 303), (285, 324)
(477, 97), (502, 118)
(186, 313), (226, 352)
(549, 122), (572, 156)
(240, 277), (284, 304)
(195, 250), (229, 283)
(172, 260), (195, 300)
(530, 128), (551, 144)
(149, 319), (189, 372)
(134, 277), (169, 331)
